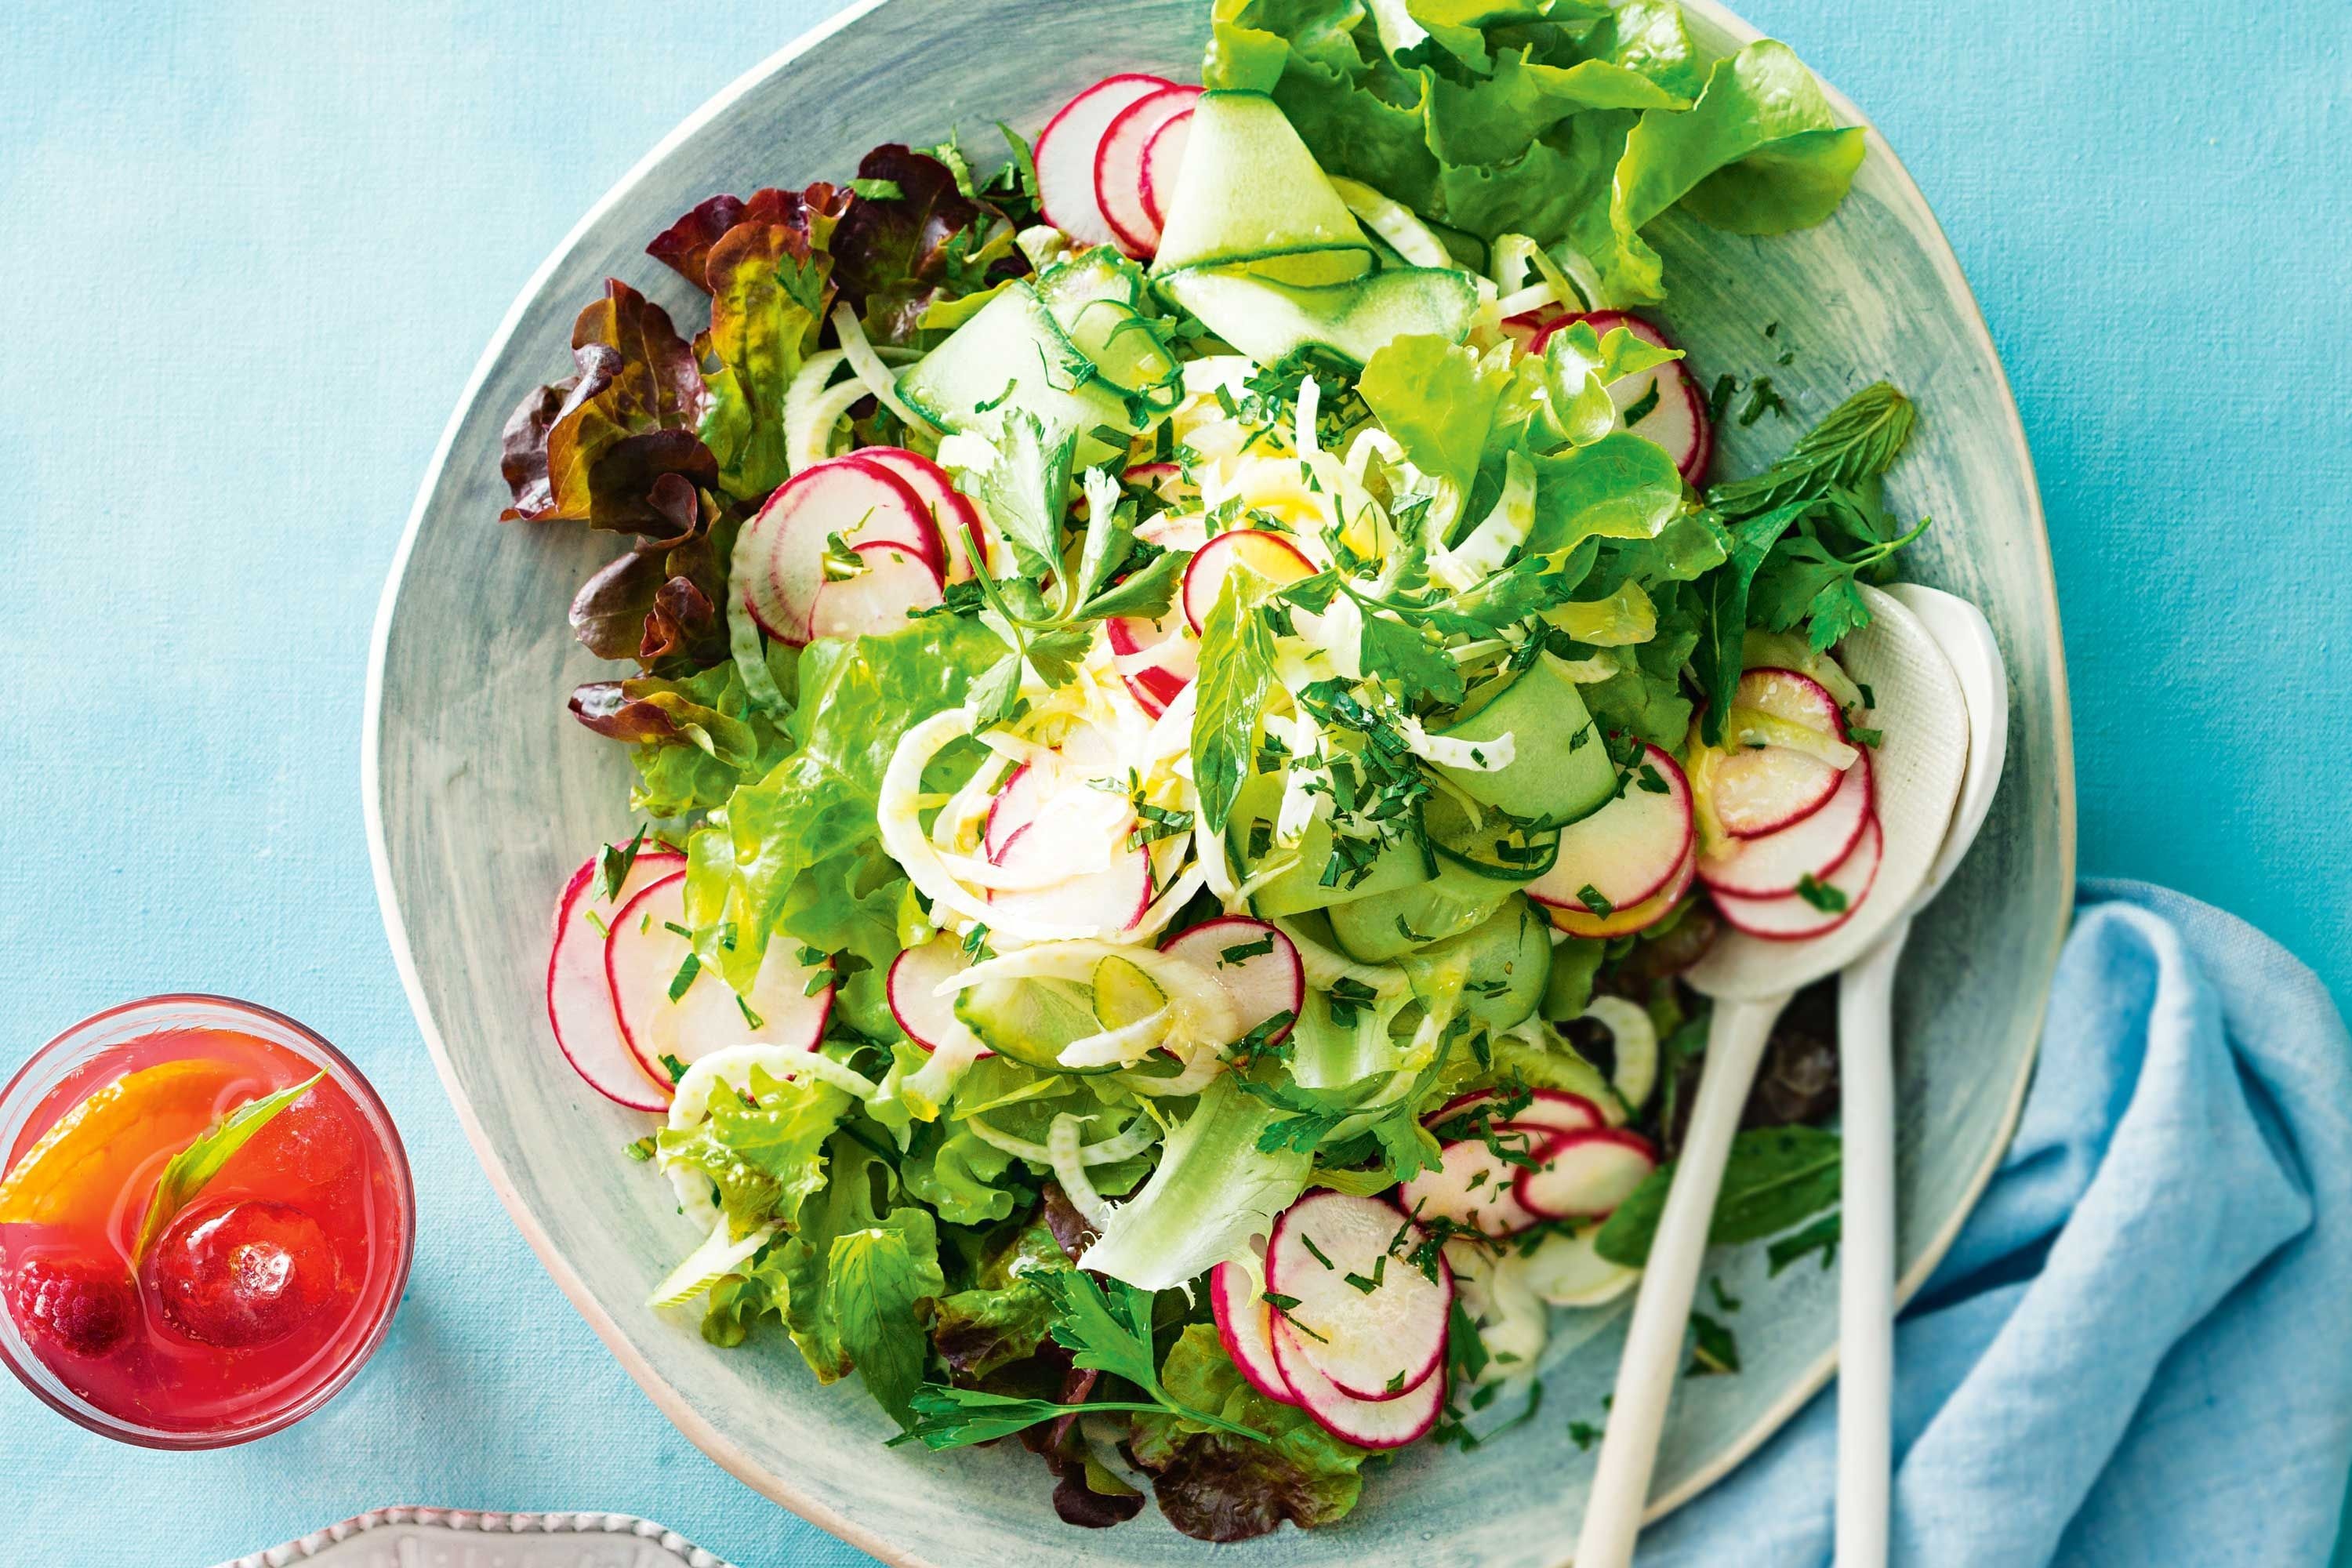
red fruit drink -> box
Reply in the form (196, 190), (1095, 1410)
(0, 996), (412, 1446)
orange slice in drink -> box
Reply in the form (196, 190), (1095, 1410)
(0, 1058), (246, 1229)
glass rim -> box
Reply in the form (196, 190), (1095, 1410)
(0, 993), (416, 1450)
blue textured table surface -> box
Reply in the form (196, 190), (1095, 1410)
(1, 2), (2345, 1565)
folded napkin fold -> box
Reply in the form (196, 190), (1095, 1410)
(1642, 880), (2352, 1566)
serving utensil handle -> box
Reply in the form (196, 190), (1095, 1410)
(1835, 919), (1910, 1568)
(1573, 993), (1787, 1568)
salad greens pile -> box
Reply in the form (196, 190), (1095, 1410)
(501, 0), (1930, 1541)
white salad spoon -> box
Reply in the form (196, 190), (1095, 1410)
(1832, 584), (2007, 1568)
(1572, 585), (1969, 1568)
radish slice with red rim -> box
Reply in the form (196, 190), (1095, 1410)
(1180, 528), (1316, 634)
(1528, 743), (1693, 913)
(886, 935), (991, 1058)
(1530, 310), (1714, 485)
(982, 760), (1054, 862)
(1210, 1257), (1298, 1407)
(1546, 845), (1697, 940)
(1423, 1087), (1603, 1139)
(1096, 85), (1200, 258)
(1398, 1134), (1548, 1238)
(1138, 107), (1192, 230)
(1158, 915), (1303, 1047)
(851, 446), (986, 582)
(1515, 1128), (1658, 1221)
(739, 457), (939, 645)
(606, 870), (833, 1081)
(1708, 667), (1853, 838)
(1266, 1192), (1452, 1402)
(1699, 746), (1873, 898)
(987, 825), (1155, 935)
(1106, 604), (1198, 717)
(1035, 74), (1173, 250)
(1711, 814), (1884, 940)
(547, 848), (686, 1110)
(1271, 1321), (1445, 1448)
(807, 539), (945, 641)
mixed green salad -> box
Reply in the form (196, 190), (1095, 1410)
(508, 0), (1929, 1540)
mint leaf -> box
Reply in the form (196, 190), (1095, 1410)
(1189, 568), (1279, 833)
(1595, 1124), (1842, 1268)
(134, 1071), (325, 1261)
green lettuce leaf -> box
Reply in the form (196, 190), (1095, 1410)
(1357, 334), (1511, 495)
(655, 1064), (851, 1236)
(1211, 3), (1861, 306)
(569, 659), (795, 818)
(1129, 1324), (1370, 1542)
(722, 1135), (946, 1425)
(1616, 41), (1867, 240)
(684, 616), (1000, 992)
(1078, 1076), (1311, 1291)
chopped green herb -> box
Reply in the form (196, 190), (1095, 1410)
(1299, 1234), (1335, 1270)
(659, 1053), (689, 1085)
(668, 952), (701, 1002)
(735, 994), (766, 1030)
(1688, 1311), (1741, 1376)
(1737, 377), (1787, 426)
(1577, 885), (1614, 918)
(1795, 873), (1849, 914)
(599, 825), (648, 902)
(1341, 1254), (1388, 1294)
(623, 1136), (656, 1163)
(1621, 380), (1662, 427)
(1219, 934), (1276, 965)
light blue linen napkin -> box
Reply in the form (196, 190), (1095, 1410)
(1639, 880), (2352, 1565)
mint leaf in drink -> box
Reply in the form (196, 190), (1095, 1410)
(133, 1071), (325, 1261)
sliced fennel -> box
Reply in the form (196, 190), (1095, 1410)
(1078, 1075), (1312, 1292)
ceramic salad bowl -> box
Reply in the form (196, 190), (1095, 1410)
(365, 0), (2074, 1561)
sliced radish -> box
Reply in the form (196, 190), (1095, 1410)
(987, 827), (1154, 934)
(886, 935), (991, 1058)
(807, 538), (945, 641)
(1272, 1321), (1445, 1448)
(1096, 85), (1200, 258)
(1399, 1134), (1547, 1239)
(1530, 310), (1712, 485)
(1709, 667), (1852, 838)
(546, 848), (686, 1111)
(1122, 462), (1193, 511)
(1423, 1087), (1604, 1139)
(1699, 746), (1873, 898)
(982, 760), (1052, 862)
(1180, 528), (1316, 634)
(739, 458), (939, 644)
(852, 447), (988, 582)
(1515, 1128), (1657, 1221)
(1267, 1193), (1451, 1401)
(607, 870), (833, 1080)
(1106, 606), (1197, 718)
(1035, 74), (1173, 250)
(1711, 814), (1884, 941)
(1138, 108), (1193, 232)
(1528, 744), (1693, 913)
(1546, 844), (1696, 939)
(1210, 1256), (1298, 1407)
(1158, 916), (1304, 1047)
